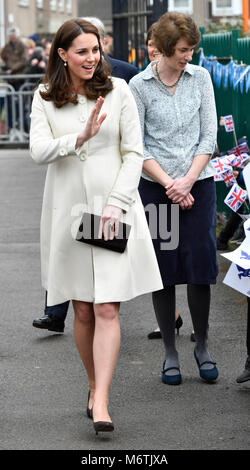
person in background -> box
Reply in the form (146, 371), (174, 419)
(132, 44), (148, 72)
(1, 27), (28, 130)
(25, 46), (47, 81)
(1, 27), (28, 87)
(222, 168), (250, 384)
(128, 40), (136, 65)
(146, 23), (161, 63)
(216, 135), (248, 251)
(237, 297), (250, 383)
(130, 12), (219, 386)
(103, 31), (113, 57)
(32, 17), (138, 334)
(24, 38), (36, 58)
(29, 33), (39, 45)
(43, 39), (52, 60)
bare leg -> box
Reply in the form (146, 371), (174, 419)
(72, 301), (96, 409)
(92, 302), (120, 423)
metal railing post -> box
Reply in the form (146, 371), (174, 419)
(0, 73), (44, 146)
(112, 0), (129, 61)
(152, 0), (168, 23)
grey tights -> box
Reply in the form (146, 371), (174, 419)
(152, 284), (212, 375)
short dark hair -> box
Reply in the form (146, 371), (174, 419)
(152, 12), (200, 57)
(40, 18), (113, 108)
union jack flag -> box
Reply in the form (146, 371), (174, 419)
(214, 173), (225, 182)
(211, 157), (231, 175)
(231, 152), (249, 168)
(238, 139), (249, 153)
(224, 183), (248, 212)
(224, 115), (234, 132)
(222, 170), (237, 187)
(223, 154), (236, 165)
(228, 138), (249, 156)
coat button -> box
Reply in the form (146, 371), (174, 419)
(80, 155), (86, 161)
(79, 96), (86, 104)
(59, 148), (67, 156)
(79, 116), (86, 123)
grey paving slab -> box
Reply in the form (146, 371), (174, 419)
(0, 149), (249, 451)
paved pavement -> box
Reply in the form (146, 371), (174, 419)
(0, 149), (250, 452)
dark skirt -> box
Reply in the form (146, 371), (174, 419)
(138, 177), (218, 286)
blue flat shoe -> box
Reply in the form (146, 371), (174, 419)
(194, 350), (218, 383)
(162, 362), (182, 385)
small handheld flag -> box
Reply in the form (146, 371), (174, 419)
(224, 115), (235, 133)
(222, 170), (237, 187)
(224, 183), (248, 212)
(211, 157), (231, 175)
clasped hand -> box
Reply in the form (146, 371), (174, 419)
(165, 177), (194, 210)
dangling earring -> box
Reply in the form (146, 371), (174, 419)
(64, 61), (67, 67)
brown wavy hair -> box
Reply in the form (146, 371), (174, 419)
(40, 19), (113, 107)
(152, 12), (200, 57)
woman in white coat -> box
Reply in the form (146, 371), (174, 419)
(29, 19), (163, 435)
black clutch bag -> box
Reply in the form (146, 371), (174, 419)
(75, 212), (131, 253)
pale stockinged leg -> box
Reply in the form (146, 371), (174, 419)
(92, 301), (121, 423)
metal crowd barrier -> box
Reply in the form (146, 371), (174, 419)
(0, 74), (44, 146)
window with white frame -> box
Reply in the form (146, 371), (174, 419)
(36, 0), (43, 8)
(65, 0), (72, 14)
(212, 0), (242, 16)
(168, 0), (193, 15)
(58, 0), (64, 12)
(18, 0), (29, 6)
(50, 0), (57, 11)
(217, 0), (232, 6)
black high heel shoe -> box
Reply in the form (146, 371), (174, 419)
(86, 391), (93, 420)
(148, 315), (183, 339)
(190, 324), (209, 342)
(147, 329), (162, 339)
(94, 421), (114, 435)
(190, 332), (195, 342)
(175, 315), (183, 335)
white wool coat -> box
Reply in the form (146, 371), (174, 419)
(30, 77), (163, 305)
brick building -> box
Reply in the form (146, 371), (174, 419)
(0, 0), (78, 48)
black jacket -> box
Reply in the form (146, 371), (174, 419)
(106, 55), (138, 83)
